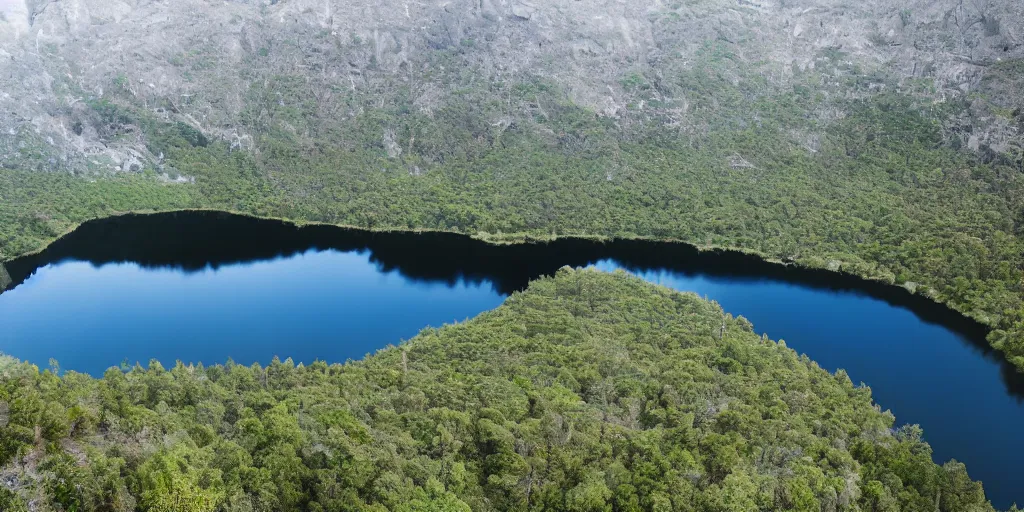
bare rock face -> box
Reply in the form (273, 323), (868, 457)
(383, 128), (402, 158)
(0, 0), (29, 36)
(0, 0), (1020, 173)
(511, 1), (536, 20)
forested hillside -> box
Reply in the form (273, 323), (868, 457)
(0, 270), (995, 511)
(1, 0), (1022, 368)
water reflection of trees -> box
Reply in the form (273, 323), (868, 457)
(5, 210), (1022, 398)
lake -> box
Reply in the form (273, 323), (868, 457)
(1, 211), (1021, 508)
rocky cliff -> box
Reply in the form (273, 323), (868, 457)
(1, 0), (1021, 174)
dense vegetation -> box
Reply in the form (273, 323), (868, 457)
(3, 57), (1023, 368)
(0, 269), (996, 511)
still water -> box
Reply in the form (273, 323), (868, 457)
(0, 212), (1021, 508)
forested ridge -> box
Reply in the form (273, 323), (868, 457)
(0, 270), (997, 511)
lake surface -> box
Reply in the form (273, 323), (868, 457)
(1, 211), (1021, 508)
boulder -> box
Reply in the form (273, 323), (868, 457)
(511, 1), (536, 20)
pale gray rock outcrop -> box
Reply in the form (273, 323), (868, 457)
(0, 0), (1019, 173)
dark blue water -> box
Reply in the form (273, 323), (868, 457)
(0, 212), (1020, 508)
(0, 252), (504, 372)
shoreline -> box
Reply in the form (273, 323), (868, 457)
(0, 207), (1000, 361)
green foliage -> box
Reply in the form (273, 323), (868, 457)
(139, 445), (223, 512)
(0, 270), (996, 510)
(2, 51), (1023, 371)
(0, 486), (29, 512)
(0, 169), (199, 260)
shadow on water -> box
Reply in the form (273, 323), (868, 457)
(3, 210), (1022, 398)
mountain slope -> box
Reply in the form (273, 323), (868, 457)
(1, 0), (1021, 166)
(0, 0), (1022, 366)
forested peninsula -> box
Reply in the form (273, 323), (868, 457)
(0, 270), (995, 511)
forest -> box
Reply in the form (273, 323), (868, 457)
(2, 2), (1023, 511)
(3, 55), (1023, 371)
(0, 269), (997, 511)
